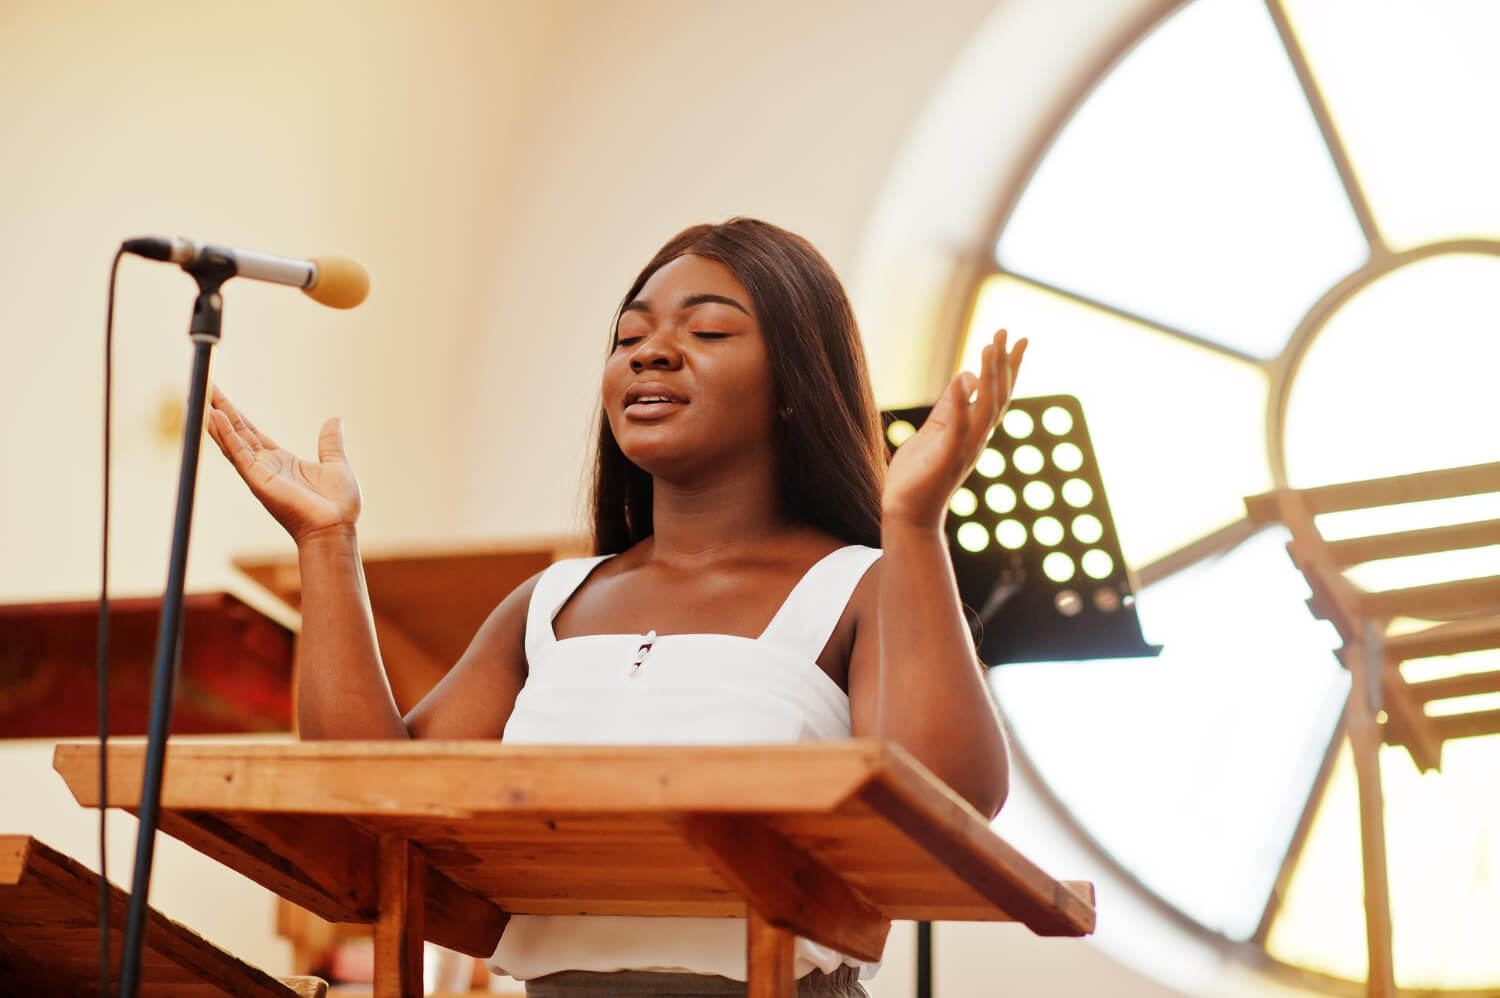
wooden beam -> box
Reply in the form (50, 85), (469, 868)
(1346, 667), (1397, 998)
(375, 836), (425, 998)
(1324, 518), (1500, 567)
(1379, 671), (1443, 773)
(678, 814), (889, 963)
(746, 906), (796, 998)
(1406, 670), (1500, 703)
(1246, 463), (1500, 520)
(1432, 709), (1500, 742)
(156, 810), (378, 924)
(1382, 614), (1500, 664)
(1357, 575), (1500, 620)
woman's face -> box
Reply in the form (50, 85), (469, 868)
(603, 253), (777, 481)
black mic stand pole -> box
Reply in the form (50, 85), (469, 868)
(116, 250), (235, 998)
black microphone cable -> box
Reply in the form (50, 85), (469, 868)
(98, 246), (124, 997)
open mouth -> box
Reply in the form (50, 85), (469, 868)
(624, 384), (688, 418)
(624, 397), (685, 419)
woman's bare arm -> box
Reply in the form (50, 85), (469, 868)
(205, 386), (532, 740)
(846, 543), (1009, 819)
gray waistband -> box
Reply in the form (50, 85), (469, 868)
(524, 965), (868, 998)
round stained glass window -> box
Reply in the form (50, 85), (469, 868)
(957, 0), (1500, 989)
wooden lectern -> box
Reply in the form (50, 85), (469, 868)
(54, 740), (1095, 998)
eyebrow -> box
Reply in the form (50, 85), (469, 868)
(622, 292), (751, 317)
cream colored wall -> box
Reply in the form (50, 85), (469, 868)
(454, 0), (1005, 540)
(3, 2), (1232, 996)
(0, 0), (563, 979)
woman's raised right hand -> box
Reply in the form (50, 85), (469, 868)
(205, 386), (362, 545)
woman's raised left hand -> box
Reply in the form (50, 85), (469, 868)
(882, 328), (1027, 531)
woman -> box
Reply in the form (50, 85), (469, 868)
(206, 218), (1025, 998)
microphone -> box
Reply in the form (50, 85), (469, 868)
(121, 236), (370, 309)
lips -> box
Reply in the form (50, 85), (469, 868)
(624, 382), (688, 409)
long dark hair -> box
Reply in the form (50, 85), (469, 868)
(592, 218), (886, 554)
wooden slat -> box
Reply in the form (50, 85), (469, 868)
(678, 814), (888, 962)
(1356, 576), (1500, 620)
(1245, 463), (1500, 521)
(1383, 615), (1500, 663)
(1406, 669), (1500, 703)
(1431, 709), (1500, 741)
(1324, 518), (1500, 567)
(0, 835), (298, 997)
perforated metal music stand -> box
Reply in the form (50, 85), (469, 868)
(883, 394), (1157, 666)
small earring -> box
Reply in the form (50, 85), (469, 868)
(779, 406), (794, 421)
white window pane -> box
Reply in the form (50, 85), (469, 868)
(960, 275), (1269, 568)
(998, 0), (1367, 358)
(1285, 0), (1500, 251)
(990, 529), (1348, 938)
(1284, 253), (1500, 487)
(1267, 734), (1500, 988)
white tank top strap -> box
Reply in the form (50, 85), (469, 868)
(757, 544), (882, 662)
(524, 554), (613, 665)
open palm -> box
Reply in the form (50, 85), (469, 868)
(883, 329), (1026, 530)
(205, 386), (362, 544)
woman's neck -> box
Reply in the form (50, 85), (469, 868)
(646, 459), (791, 566)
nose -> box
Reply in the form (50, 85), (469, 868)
(629, 334), (683, 372)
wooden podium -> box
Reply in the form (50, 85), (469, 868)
(54, 740), (1095, 998)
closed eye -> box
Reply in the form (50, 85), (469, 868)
(692, 331), (730, 340)
(614, 336), (643, 349)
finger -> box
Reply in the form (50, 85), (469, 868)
(966, 343), (1001, 450)
(210, 385), (280, 451)
(923, 371), (974, 437)
(1009, 337), (1028, 387)
(208, 408), (259, 475)
(317, 417), (347, 464)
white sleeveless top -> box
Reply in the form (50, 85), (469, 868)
(487, 544), (883, 983)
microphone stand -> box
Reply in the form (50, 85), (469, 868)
(117, 249), (235, 998)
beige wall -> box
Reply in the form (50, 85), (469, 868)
(2, 2), (1235, 996)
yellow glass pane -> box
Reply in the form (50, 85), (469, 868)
(1266, 735), (1500, 988)
(1284, 1), (1500, 251)
(960, 275), (1269, 568)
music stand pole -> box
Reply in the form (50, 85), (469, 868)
(117, 251), (233, 998)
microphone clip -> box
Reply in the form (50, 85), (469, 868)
(184, 249), (236, 342)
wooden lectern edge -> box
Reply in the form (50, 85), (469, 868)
(51, 739), (888, 816)
(1, 834), (302, 997)
(855, 740), (1096, 937)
